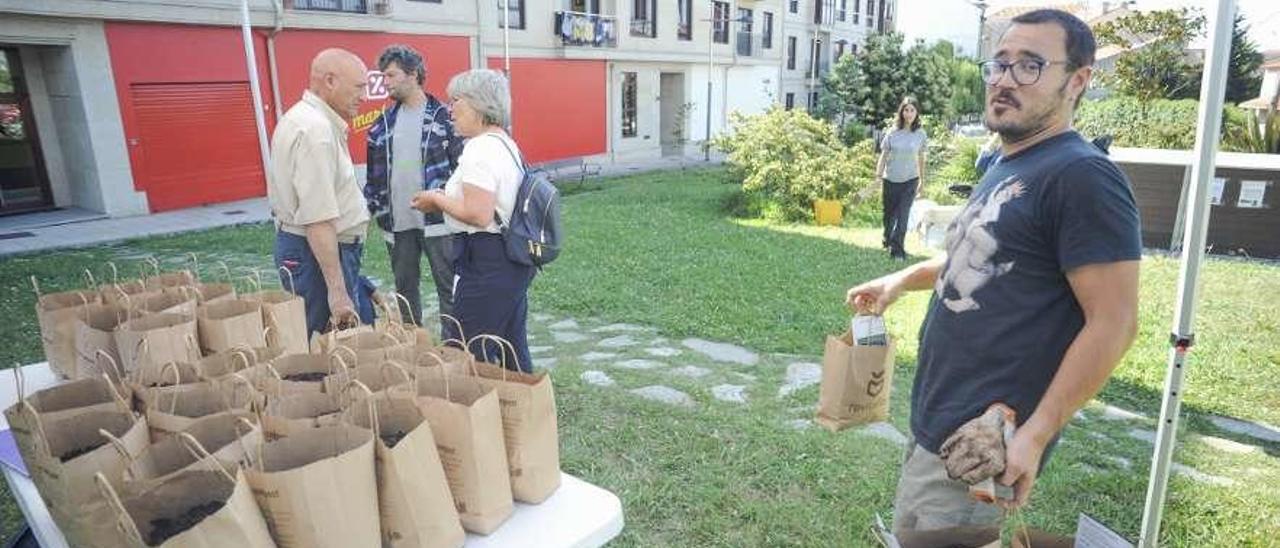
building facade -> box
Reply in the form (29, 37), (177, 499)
(0, 0), (891, 218)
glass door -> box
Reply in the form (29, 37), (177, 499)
(0, 47), (53, 215)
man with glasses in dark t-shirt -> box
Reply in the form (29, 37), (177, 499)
(847, 9), (1142, 538)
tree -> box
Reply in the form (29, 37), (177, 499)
(818, 53), (863, 125)
(904, 40), (954, 121)
(1094, 8), (1205, 103)
(1226, 13), (1263, 105)
(850, 32), (910, 127)
(949, 58), (985, 118)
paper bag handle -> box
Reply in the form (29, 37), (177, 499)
(95, 350), (127, 389)
(388, 292), (418, 328)
(415, 352), (451, 401)
(439, 314), (465, 345)
(278, 266), (295, 294)
(340, 380), (379, 437)
(468, 334), (521, 378)
(11, 367), (53, 457)
(188, 253), (201, 282)
(146, 256), (161, 279)
(97, 428), (137, 482)
(94, 472), (147, 545)
(380, 360), (415, 395)
(176, 432), (237, 484)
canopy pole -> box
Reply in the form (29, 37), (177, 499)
(241, 0), (272, 174)
(1138, 0), (1235, 545)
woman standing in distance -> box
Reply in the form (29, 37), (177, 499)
(876, 97), (928, 260)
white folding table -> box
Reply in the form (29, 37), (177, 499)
(0, 362), (624, 548)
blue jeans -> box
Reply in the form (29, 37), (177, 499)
(274, 230), (365, 337)
(444, 232), (536, 372)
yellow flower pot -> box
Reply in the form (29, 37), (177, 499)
(813, 199), (844, 226)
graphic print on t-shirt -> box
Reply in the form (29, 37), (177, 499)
(935, 175), (1027, 313)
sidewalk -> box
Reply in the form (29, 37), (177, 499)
(0, 154), (721, 257)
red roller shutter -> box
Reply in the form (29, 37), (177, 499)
(130, 82), (264, 212)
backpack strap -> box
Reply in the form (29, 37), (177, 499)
(486, 133), (524, 228)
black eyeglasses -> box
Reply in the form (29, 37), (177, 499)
(978, 59), (1070, 86)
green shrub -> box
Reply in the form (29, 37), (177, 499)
(715, 108), (876, 222)
(1075, 96), (1249, 150)
(1223, 111), (1280, 154)
(923, 137), (981, 205)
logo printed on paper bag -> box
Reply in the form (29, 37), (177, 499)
(866, 370), (885, 397)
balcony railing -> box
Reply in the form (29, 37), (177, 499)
(678, 21), (692, 40)
(806, 60), (831, 79)
(555, 11), (619, 48)
(289, 0), (366, 13)
(630, 18), (655, 38)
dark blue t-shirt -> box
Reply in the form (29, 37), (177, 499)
(910, 130), (1142, 454)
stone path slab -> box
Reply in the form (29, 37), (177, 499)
(860, 422), (908, 446)
(778, 362), (822, 398)
(613, 359), (666, 370)
(645, 347), (682, 358)
(582, 370), (615, 387)
(712, 385), (748, 404)
(551, 331), (590, 344)
(682, 338), (759, 366)
(670, 366), (712, 378)
(1207, 415), (1280, 444)
(580, 352), (619, 362)
(597, 335), (639, 348)
(631, 385), (695, 408)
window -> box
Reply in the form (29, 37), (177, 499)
(835, 41), (845, 61)
(866, 0), (874, 26)
(762, 12), (774, 49)
(621, 72), (637, 138)
(809, 92), (819, 110)
(838, 0), (847, 21)
(678, 0), (692, 40)
(854, 0), (860, 19)
(851, 43), (858, 55)
(631, 0), (656, 38)
(1238, 180), (1271, 209)
(737, 8), (754, 56)
(789, 0), (798, 14)
(785, 93), (795, 110)
(712, 1), (730, 44)
(498, 0), (525, 29)
(786, 36), (797, 70)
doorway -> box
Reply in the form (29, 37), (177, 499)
(659, 72), (685, 157)
(0, 47), (53, 216)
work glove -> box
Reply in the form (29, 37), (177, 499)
(939, 403), (1016, 486)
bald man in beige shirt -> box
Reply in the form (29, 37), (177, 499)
(270, 48), (371, 335)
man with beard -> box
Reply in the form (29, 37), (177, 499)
(845, 9), (1142, 538)
(365, 45), (463, 330)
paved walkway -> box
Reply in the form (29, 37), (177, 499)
(0, 154), (721, 257)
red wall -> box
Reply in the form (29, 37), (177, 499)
(106, 22), (472, 175)
(487, 58), (606, 164)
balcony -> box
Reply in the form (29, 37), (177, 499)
(678, 21), (692, 41)
(630, 18), (655, 38)
(288, 0), (367, 13)
(806, 59), (831, 79)
(555, 11), (619, 48)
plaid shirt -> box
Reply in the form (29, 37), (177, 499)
(363, 94), (462, 233)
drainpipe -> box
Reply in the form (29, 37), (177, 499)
(267, 0), (284, 122)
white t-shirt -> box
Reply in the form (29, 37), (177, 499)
(443, 132), (524, 234)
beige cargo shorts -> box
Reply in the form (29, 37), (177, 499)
(892, 441), (1002, 537)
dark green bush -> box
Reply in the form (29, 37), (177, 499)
(1075, 96), (1248, 150)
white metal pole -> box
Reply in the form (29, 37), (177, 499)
(1138, 1), (1235, 546)
(241, 0), (271, 173)
(502, 0), (513, 133)
(706, 11), (714, 162)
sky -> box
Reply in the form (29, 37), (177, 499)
(897, 0), (1280, 57)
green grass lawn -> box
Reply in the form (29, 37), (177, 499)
(1, 167), (1278, 545)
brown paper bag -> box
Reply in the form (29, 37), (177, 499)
(344, 381), (464, 548)
(101, 280), (154, 309)
(116, 314), (202, 375)
(132, 288), (199, 318)
(147, 374), (260, 441)
(9, 399), (148, 548)
(191, 282), (237, 305)
(132, 361), (205, 412)
(245, 423), (380, 548)
(243, 268), (310, 355)
(94, 436), (275, 548)
(261, 391), (345, 440)
(815, 330), (896, 431)
(328, 331), (414, 369)
(140, 257), (197, 292)
(199, 299), (267, 354)
(196, 347), (258, 382)
(463, 335), (561, 503)
(251, 353), (345, 397)
(411, 367), (513, 534)
(106, 414), (262, 488)
(338, 361), (416, 396)
(74, 302), (131, 380)
(31, 275), (101, 379)
(4, 369), (133, 469)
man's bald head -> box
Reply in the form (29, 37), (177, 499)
(308, 48), (367, 122)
